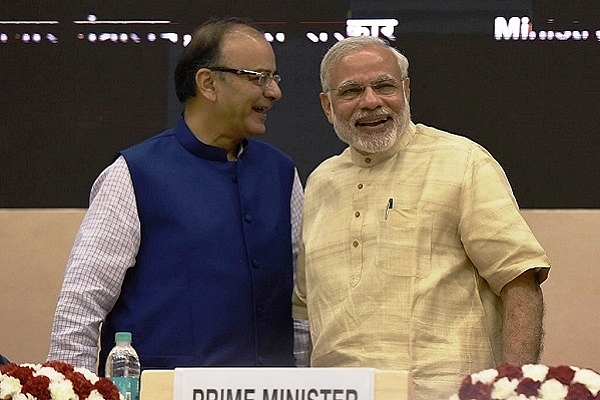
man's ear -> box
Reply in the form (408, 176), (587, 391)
(195, 68), (218, 101)
(319, 92), (334, 124)
(403, 77), (411, 103)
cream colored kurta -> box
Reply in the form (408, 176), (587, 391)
(293, 122), (550, 400)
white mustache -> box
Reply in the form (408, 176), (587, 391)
(350, 108), (397, 125)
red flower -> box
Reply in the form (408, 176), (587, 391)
(567, 382), (594, 400)
(458, 376), (492, 400)
(67, 370), (95, 399)
(94, 377), (121, 400)
(516, 377), (541, 397)
(0, 362), (20, 374)
(496, 363), (524, 380)
(21, 374), (51, 400)
(42, 360), (75, 376)
(547, 365), (576, 385)
(4, 363), (35, 382)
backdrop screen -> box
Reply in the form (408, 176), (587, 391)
(1, 1), (598, 207)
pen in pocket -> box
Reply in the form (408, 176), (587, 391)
(385, 198), (394, 220)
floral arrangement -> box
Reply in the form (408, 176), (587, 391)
(450, 363), (600, 400)
(0, 360), (119, 400)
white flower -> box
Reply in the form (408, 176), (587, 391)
(0, 375), (23, 398)
(521, 364), (549, 382)
(14, 393), (35, 400)
(539, 378), (568, 400)
(49, 378), (77, 400)
(505, 395), (530, 400)
(471, 368), (499, 384)
(19, 363), (41, 370)
(573, 368), (600, 396)
(491, 377), (520, 399)
(36, 365), (66, 382)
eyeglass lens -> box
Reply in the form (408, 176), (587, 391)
(257, 72), (281, 87)
(334, 79), (402, 100)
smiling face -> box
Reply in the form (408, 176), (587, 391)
(214, 28), (282, 139)
(320, 45), (411, 154)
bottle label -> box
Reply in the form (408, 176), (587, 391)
(110, 377), (140, 400)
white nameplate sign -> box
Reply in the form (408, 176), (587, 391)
(173, 368), (375, 400)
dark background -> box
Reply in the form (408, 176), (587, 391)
(1, 1), (598, 208)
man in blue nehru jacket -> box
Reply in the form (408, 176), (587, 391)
(48, 17), (306, 372)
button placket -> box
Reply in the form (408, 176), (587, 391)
(349, 173), (367, 286)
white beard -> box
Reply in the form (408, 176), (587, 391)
(331, 102), (411, 154)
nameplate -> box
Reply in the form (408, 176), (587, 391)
(173, 368), (375, 400)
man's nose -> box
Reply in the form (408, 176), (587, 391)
(358, 85), (383, 108)
(264, 80), (282, 101)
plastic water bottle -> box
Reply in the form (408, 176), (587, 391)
(105, 332), (141, 400)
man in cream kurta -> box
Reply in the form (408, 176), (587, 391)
(292, 36), (550, 400)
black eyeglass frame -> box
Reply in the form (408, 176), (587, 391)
(210, 67), (281, 88)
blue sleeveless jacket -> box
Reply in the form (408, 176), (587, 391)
(98, 118), (296, 371)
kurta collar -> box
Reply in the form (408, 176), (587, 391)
(174, 117), (248, 162)
(349, 121), (416, 167)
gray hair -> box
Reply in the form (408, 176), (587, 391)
(320, 36), (409, 91)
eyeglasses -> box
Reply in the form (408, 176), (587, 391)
(329, 77), (405, 100)
(211, 67), (281, 88)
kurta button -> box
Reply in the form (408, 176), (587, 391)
(252, 259), (260, 268)
(231, 175), (238, 183)
(355, 211), (360, 218)
(245, 214), (253, 222)
(353, 240), (359, 247)
(357, 183), (363, 189)
(258, 357), (266, 365)
(256, 307), (264, 317)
